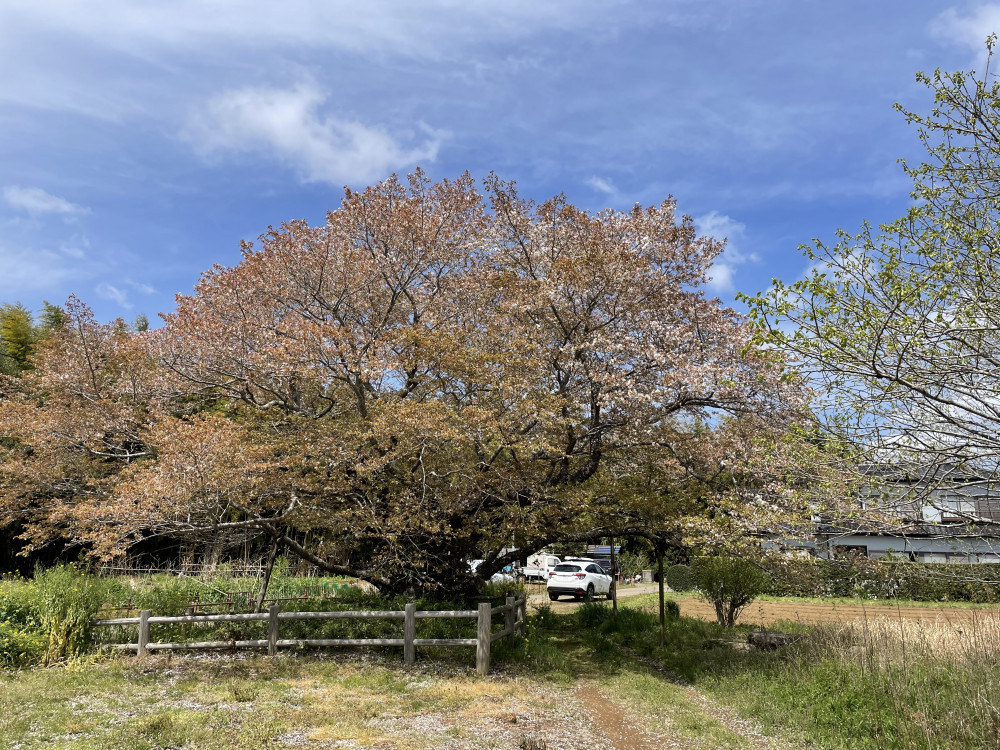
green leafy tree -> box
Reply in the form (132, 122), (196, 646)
(0, 304), (37, 375)
(746, 39), (1000, 514)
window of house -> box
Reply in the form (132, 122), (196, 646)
(937, 493), (978, 521)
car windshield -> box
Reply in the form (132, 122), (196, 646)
(553, 564), (581, 572)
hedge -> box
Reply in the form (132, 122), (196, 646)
(665, 564), (696, 592)
(765, 558), (1000, 602)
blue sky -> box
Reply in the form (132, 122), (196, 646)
(1, 1), (998, 323)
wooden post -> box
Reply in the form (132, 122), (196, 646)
(504, 596), (515, 638)
(138, 609), (151, 656)
(610, 535), (618, 616)
(658, 547), (665, 648)
(403, 602), (416, 666)
(268, 605), (280, 656)
(476, 602), (492, 675)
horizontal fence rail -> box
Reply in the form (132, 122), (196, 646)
(93, 594), (527, 675)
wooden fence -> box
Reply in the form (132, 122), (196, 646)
(92, 594), (527, 676)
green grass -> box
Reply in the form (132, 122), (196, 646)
(6, 579), (997, 749)
(0, 654), (528, 749)
(583, 599), (1000, 749)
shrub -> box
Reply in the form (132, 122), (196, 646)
(665, 564), (696, 592)
(692, 556), (770, 627)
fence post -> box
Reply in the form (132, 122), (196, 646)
(268, 605), (280, 656)
(504, 596), (515, 638)
(137, 609), (151, 656)
(476, 602), (492, 676)
(404, 602), (416, 666)
(517, 595), (526, 637)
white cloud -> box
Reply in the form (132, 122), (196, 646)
(125, 278), (156, 295)
(3, 186), (89, 216)
(185, 84), (444, 185)
(706, 262), (734, 293)
(695, 210), (758, 293)
(95, 281), (131, 309)
(934, 6), (1000, 53)
(586, 176), (617, 195)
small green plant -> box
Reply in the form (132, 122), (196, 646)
(0, 620), (46, 667)
(228, 678), (260, 702)
(576, 601), (611, 629)
(663, 599), (680, 619)
(692, 556), (770, 627)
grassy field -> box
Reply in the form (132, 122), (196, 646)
(4, 594), (1000, 749)
(0, 631), (756, 750)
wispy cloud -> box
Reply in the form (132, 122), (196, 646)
(3, 186), (89, 216)
(59, 235), (90, 259)
(695, 210), (757, 294)
(0, 2), (651, 61)
(185, 83), (445, 185)
(125, 278), (156, 295)
(95, 281), (131, 309)
(586, 176), (617, 195)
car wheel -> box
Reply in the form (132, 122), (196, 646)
(584, 584), (594, 601)
(548, 593), (559, 601)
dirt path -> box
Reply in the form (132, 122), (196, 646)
(526, 582), (660, 610)
(575, 682), (678, 750)
(574, 678), (794, 750)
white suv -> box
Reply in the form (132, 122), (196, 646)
(546, 560), (613, 601)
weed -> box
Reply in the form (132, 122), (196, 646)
(227, 678), (259, 702)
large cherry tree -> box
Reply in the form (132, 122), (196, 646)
(0, 172), (812, 594)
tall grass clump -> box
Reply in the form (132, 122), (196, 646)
(690, 611), (1000, 749)
(33, 564), (124, 663)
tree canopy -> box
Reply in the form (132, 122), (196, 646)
(0, 172), (812, 593)
(747, 41), (1000, 514)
